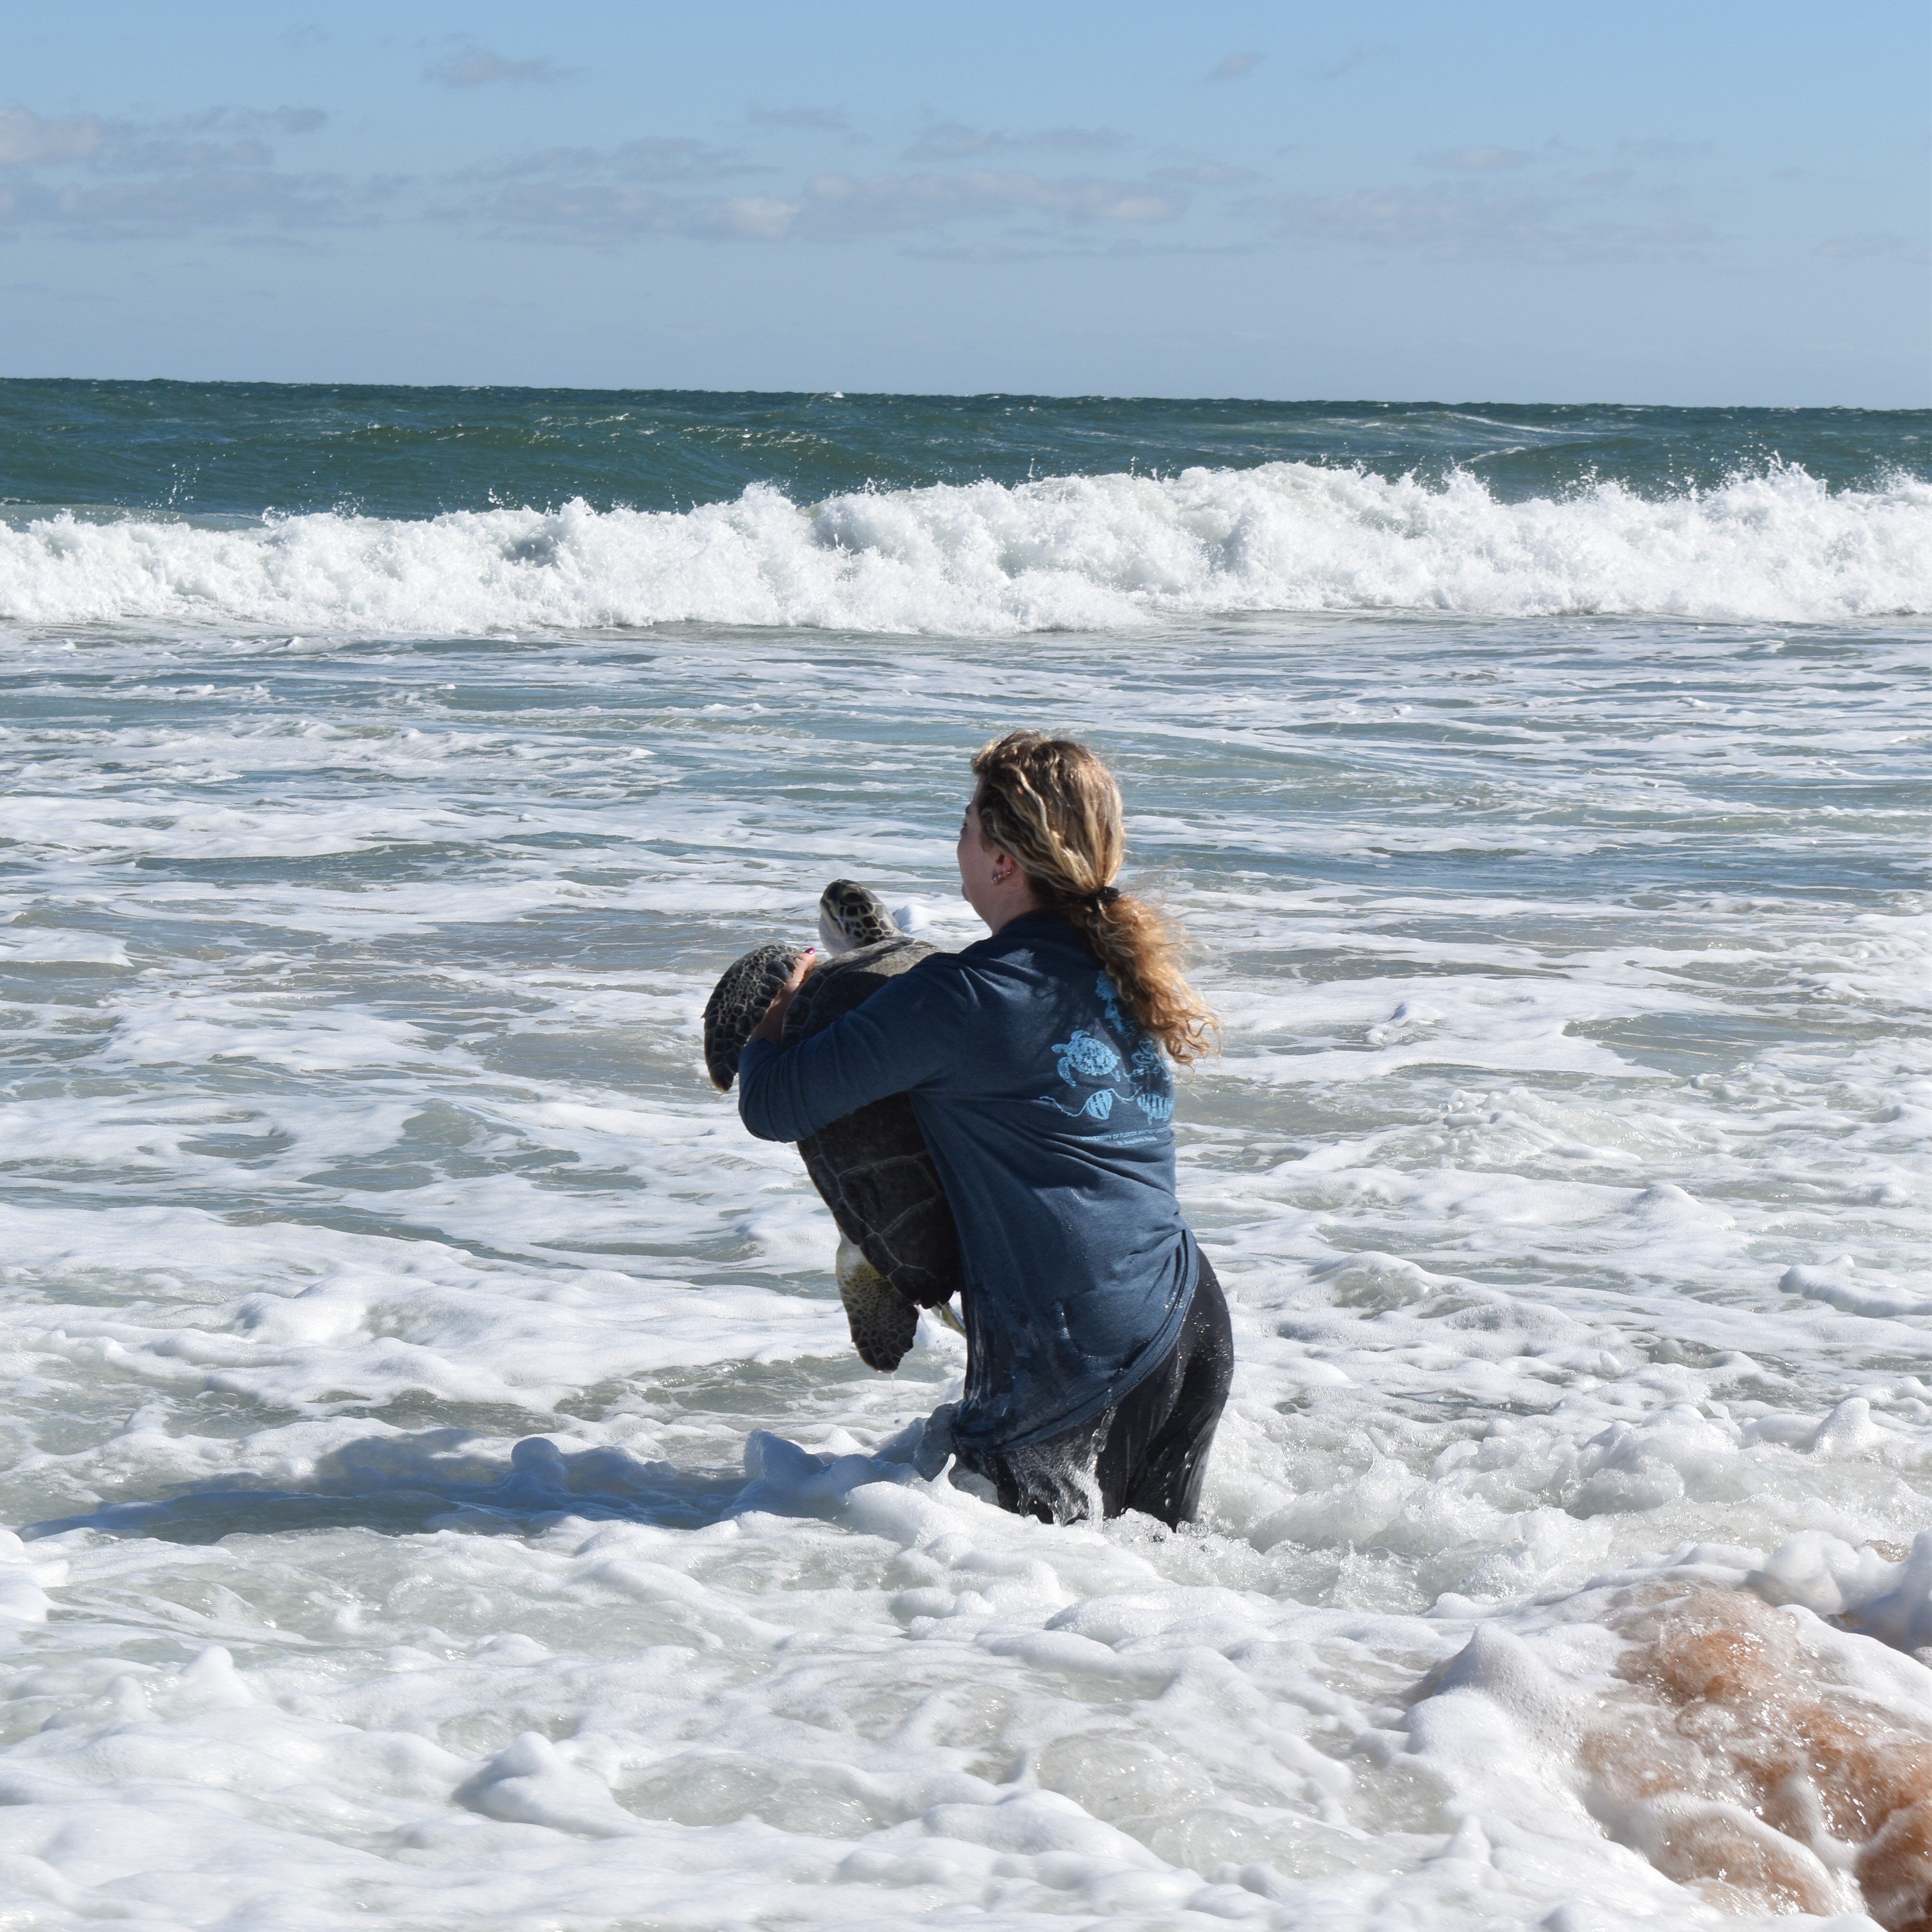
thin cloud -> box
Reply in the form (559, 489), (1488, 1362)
(463, 164), (1196, 246)
(0, 100), (368, 240)
(1153, 160), (1257, 186)
(746, 103), (849, 132)
(25, 104), (331, 177)
(469, 182), (794, 241)
(1815, 231), (1907, 259)
(424, 47), (567, 88)
(0, 168), (395, 241)
(1029, 127), (1126, 153)
(1617, 137), (1714, 160)
(904, 122), (1128, 163)
(797, 169), (1185, 237)
(905, 236), (1254, 264)
(1418, 145), (1534, 173)
(111, 134), (277, 172)
(614, 137), (747, 181)
(0, 107), (108, 166)
(1254, 183), (1712, 262)
(905, 121), (1002, 162)
(128, 105), (327, 142)
(465, 137), (752, 186)
(1209, 51), (1263, 81)
(1319, 44), (1395, 81)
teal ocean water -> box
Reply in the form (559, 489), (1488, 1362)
(1, 383), (1930, 1930)
(4, 381), (1925, 519)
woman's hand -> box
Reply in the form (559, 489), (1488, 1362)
(747, 949), (814, 1050)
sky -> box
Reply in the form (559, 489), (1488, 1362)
(2, 0), (1928, 404)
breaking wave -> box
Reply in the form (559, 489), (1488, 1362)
(4, 460), (1929, 635)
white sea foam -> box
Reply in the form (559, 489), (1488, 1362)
(4, 460), (1930, 636)
(0, 618), (1926, 1928)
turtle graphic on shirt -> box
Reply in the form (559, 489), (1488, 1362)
(1041, 983), (1173, 1132)
(702, 880), (963, 1374)
(1053, 1029), (1122, 1084)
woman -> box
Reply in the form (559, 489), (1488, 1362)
(736, 730), (1231, 1528)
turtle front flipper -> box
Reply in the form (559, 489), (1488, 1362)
(836, 1237), (918, 1372)
(702, 942), (805, 1091)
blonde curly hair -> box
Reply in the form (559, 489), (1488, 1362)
(970, 730), (1217, 1065)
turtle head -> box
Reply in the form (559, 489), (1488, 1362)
(818, 879), (900, 954)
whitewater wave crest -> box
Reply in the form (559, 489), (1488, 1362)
(3, 461), (1929, 635)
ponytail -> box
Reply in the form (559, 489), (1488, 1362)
(969, 731), (1218, 1065)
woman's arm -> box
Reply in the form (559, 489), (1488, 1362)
(737, 962), (956, 1143)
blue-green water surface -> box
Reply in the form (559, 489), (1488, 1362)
(3, 379), (1927, 520)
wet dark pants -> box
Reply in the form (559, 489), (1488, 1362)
(970, 1254), (1233, 1529)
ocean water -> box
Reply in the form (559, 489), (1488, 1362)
(0, 380), (1929, 1930)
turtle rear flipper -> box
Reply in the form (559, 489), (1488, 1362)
(836, 1238), (918, 1372)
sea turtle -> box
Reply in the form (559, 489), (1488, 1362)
(703, 881), (964, 1372)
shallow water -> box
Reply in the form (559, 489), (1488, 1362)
(0, 386), (1930, 1929)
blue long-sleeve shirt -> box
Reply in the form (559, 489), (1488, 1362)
(737, 912), (1197, 1454)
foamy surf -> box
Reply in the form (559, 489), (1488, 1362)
(4, 459), (1930, 635)
(1, 378), (1928, 1932)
